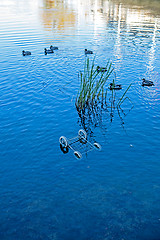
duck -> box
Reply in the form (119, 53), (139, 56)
(85, 49), (93, 54)
(50, 45), (58, 50)
(142, 78), (154, 86)
(44, 48), (54, 55)
(109, 83), (122, 90)
(22, 50), (31, 56)
(97, 66), (107, 73)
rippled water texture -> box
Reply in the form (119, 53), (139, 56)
(0, 0), (160, 239)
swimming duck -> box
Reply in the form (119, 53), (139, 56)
(44, 48), (54, 55)
(109, 83), (122, 90)
(22, 50), (31, 56)
(85, 49), (93, 54)
(50, 45), (58, 50)
(142, 78), (154, 86)
(97, 66), (107, 73)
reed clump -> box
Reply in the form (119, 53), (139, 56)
(75, 57), (113, 111)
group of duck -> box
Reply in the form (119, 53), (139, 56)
(97, 67), (154, 89)
(22, 47), (154, 88)
(22, 47), (93, 56)
(22, 45), (59, 56)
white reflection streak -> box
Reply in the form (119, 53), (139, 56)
(148, 19), (157, 72)
(118, 4), (121, 36)
(94, 0), (98, 36)
(114, 4), (122, 64)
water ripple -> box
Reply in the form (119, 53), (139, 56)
(1, 0), (160, 239)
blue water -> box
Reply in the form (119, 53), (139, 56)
(1, 0), (160, 239)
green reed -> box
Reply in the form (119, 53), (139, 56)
(76, 57), (113, 111)
(117, 83), (132, 106)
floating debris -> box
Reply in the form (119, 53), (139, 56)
(59, 129), (101, 159)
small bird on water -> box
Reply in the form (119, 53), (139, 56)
(22, 50), (31, 56)
(85, 49), (93, 54)
(142, 78), (154, 86)
(50, 45), (58, 50)
(44, 48), (54, 55)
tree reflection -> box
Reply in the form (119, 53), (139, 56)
(40, 0), (76, 30)
(40, 0), (159, 37)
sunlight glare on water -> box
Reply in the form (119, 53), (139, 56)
(0, 0), (160, 239)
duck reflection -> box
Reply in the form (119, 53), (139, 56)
(40, 0), (76, 30)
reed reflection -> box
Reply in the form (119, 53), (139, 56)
(77, 89), (134, 138)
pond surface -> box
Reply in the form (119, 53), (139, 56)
(0, 0), (160, 239)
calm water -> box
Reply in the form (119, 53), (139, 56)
(0, 0), (160, 239)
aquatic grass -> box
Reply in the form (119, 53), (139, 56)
(117, 83), (132, 106)
(76, 57), (113, 111)
(77, 82), (134, 136)
(76, 57), (134, 135)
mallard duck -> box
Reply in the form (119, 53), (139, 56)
(50, 45), (58, 50)
(85, 49), (93, 54)
(97, 66), (107, 73)
(44, 48), (54, 55)
(109, 83), (122, 90)
(22, 50), (31, 56)
(142, 78), (154, 86)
